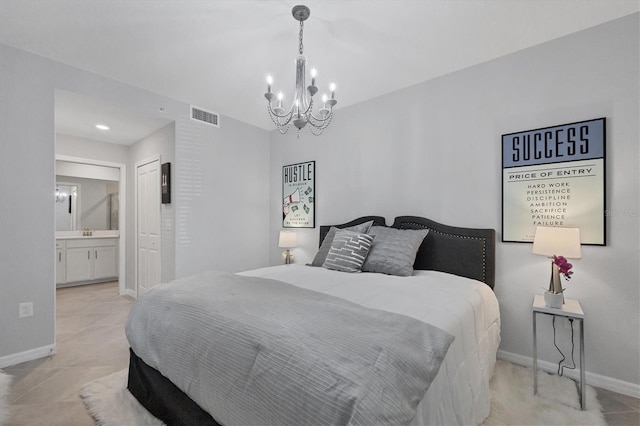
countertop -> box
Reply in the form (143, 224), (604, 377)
(56, 231), (119, 240)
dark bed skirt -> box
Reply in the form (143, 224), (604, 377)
(127, 348), (221, 426)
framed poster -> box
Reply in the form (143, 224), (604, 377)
(283, 161), (315, 228)
(161, 162), (171, 204)
(502, 117), (606, 245)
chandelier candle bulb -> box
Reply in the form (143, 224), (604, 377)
(311, 67), (317, 86)
(274, 92), (284, 114)
(319, 94), (329, 118)
(264, 75), (276, 102)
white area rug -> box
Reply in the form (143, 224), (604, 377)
(79, 361), (606, 426)
(79, 369), (164, 426)
(484, 360), (605, 425)
(0, 370), (12, 426)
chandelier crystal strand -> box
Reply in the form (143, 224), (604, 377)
(264, 5), (337, 138)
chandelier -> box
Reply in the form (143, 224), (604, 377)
(55, 187), (68, 203)
(264, 5), (337, 137)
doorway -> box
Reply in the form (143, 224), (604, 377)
(55, 155), (127, 295)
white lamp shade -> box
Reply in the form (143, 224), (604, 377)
(278, 230), (298, 248)
(532, 226), (582, 259)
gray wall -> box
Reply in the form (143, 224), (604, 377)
(0, 43), (270, 365)
(174, 114), (272, 277)
(268, 14), (639, 392)
(0, 44), (56, 361)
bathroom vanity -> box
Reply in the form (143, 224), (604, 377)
(56, 231), (119, 287)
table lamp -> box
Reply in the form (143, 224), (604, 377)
(279, 230), (298, 264)
(532, 226), (581, 307)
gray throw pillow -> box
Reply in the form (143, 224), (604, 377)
(322, 230), (375, 273)
(361, 226), (429, 276)
(310, 220), (374, 267)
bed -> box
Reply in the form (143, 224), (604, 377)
(125, 216), (500, 425)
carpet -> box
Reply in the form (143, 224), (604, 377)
(0, 370), (12, 426)
(79, 369), (164, 426)
(79, 360), (606, 426)
(483, 360), (605, 425)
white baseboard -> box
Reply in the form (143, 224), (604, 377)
(498, 349), (640, 398)
(0, 344), (56, 369)
(123, 288), (137, 298)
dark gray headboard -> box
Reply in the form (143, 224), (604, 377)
(319, 216), (387, 247)
(392, 216), (495, 288)
(319, 215), (496, 289)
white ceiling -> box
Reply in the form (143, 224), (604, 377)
(1, 0), (638, 139)
(55, 90), (174, 145)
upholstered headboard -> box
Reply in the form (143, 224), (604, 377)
(319, 215), (496, 289)
(319, 216), (387, 247)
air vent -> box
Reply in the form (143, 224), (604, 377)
(191, 106), (219, 127)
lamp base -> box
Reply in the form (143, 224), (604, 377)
(282, 249), (293, 264)
(544, 291), (564, 309)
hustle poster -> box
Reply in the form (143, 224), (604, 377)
(283, 161), (315, 228)
(502, 118), (606, 245)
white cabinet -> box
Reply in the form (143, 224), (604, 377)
(59, 238), (118, 286)
(93, 245), (117, 280)
(56, 240), (66, 284)
(65, 247), (94, 283)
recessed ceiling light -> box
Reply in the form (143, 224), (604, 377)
(95, 124), (110, 130)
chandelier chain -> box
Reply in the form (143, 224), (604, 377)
(298, 20), (304, 55)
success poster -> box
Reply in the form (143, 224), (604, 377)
(502, 118), (606, 245)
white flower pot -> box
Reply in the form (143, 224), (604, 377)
(544, 291), (564, 309)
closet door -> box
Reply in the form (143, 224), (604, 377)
(137, 159), (161, 296)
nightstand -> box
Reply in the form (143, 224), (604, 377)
(532, 294), (585, 410)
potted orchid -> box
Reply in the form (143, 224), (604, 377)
(544, 255), (574, 308)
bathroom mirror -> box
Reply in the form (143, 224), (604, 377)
(55, 184), (78, 231)
(55, 176), (119, 231)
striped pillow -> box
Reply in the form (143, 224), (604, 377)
(322, 229), (375, 273)
(310, 220), (374, 267)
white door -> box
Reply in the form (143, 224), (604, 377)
(137, 159), (161, 295)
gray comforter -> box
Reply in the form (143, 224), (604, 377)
(125, 270), (454, 425)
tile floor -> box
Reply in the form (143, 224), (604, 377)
(2, 281), (639, 425)
(598, 386), (640, 425)
(4, 281), (133, 425)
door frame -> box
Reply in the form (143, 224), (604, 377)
(135, 154), (162, 297)
(55, 155), (127, 295)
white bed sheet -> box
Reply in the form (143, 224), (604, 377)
(239, 265), (501, 426)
